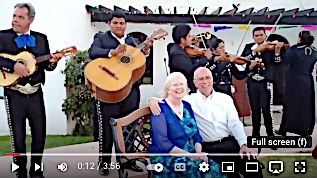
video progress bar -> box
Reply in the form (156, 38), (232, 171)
(3, 153), (313, 156)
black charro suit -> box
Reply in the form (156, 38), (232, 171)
(207, 60), (249, 97)
(88, 31), (151, 168)
(0, 28), (57, 177)
(167, 43), (214, 93)
(241, 42), (283, 136)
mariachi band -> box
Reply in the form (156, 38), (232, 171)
(168, 26), (277, 141)
(160, 24), (316, 178)
(167, 25), (316, 140)
(1, 4), (316, 177)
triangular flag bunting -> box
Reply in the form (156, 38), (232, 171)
(214, 26), (233, 32)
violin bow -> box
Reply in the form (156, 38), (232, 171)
(185, 0), (208, 50)
(263, 13), (283, 42)
(235, 20), (252, 55)
(263, 13), (284, 138)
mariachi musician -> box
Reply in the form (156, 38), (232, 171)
(88, 11), (153, 175)
(167, 25), (215, 94)
(206, 38), (257, 97)
(0, 3), (63, 178)
(241, 27), (285, 141)
(189, 32), (214, 68)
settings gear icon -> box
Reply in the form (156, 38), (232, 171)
(199, 162), (209, 172)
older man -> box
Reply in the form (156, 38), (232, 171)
(0, 3), (62, 178)
(148, 67), (263, 178)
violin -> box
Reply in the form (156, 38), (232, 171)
(217, 52), (265, 67)
(185, 45), (219, 58)
(185, 45), (206, 57)
(223, 53), (251, 65)
(211, 52), (250, 65)
(254, 41), (289, 52)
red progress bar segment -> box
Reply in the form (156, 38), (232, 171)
(3, 153), (20, 156)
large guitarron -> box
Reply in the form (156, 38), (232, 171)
(84, 28), (168, 103)
(0, 46), (77, 86)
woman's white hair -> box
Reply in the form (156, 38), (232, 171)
(161, 72), (189, 98)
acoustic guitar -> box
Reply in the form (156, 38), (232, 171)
(84, 28), (168, 103)
(0, 46), (77, 86)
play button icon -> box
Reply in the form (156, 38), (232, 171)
(154, 163), (164, 172)
(11, 162), (19, 172)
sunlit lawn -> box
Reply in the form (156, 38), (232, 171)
(0, 135), (93, 156)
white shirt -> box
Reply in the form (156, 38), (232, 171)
(17, 30), (30, 36)
(108, 32), (149, 57)
(183, 91), (247, 147)
(111, 32), (127, 44)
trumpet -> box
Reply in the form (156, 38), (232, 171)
(192, 32), (212, 43)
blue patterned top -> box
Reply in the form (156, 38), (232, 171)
(149, 99), (202, 153)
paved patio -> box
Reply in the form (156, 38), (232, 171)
(0, 110), (316, 178)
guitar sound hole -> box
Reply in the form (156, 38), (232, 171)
(119, 56), (131, 64)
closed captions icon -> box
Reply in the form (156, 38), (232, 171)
(174, 163), (186, 171)
(57, 162), (68, 172)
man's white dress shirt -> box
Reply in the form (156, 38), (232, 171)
(17, 30), (30, 35)
(108, 32), (149, 57)
(183, 91), (247, 147)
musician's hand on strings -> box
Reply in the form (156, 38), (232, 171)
(144, 38), (154, 48)
(111, 44), (126, 56)
(50, 53), (63, 62)
(143, 38), (154, 54)
(275, 42), (284, 48)
(274, 42), (283, 53)
(214, 53), (226, 62)
(229, 54), (238, 62)
(254, 42), (269, 53)
(14, 62), (29, 77)
(203, 49), (212, 59)
(220, 53), (227, 61)
(249, 60), (258, 70)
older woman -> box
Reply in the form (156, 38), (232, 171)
(149, 72), (226, 178)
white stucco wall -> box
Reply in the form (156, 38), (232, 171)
(0, 0), (316, 135)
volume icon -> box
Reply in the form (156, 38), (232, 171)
(57, 162), (68, 172)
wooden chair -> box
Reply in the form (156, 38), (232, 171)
(110, 106), (152, 178)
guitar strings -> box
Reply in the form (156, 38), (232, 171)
(110, 41), (147, 74)
(113, 43), (145, 73)
(110, 43), (144, 72)
(109, 30), (159, 73)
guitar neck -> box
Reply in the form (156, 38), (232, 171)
(136, 42), (147, 51)
(36, 54), (52, 64)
